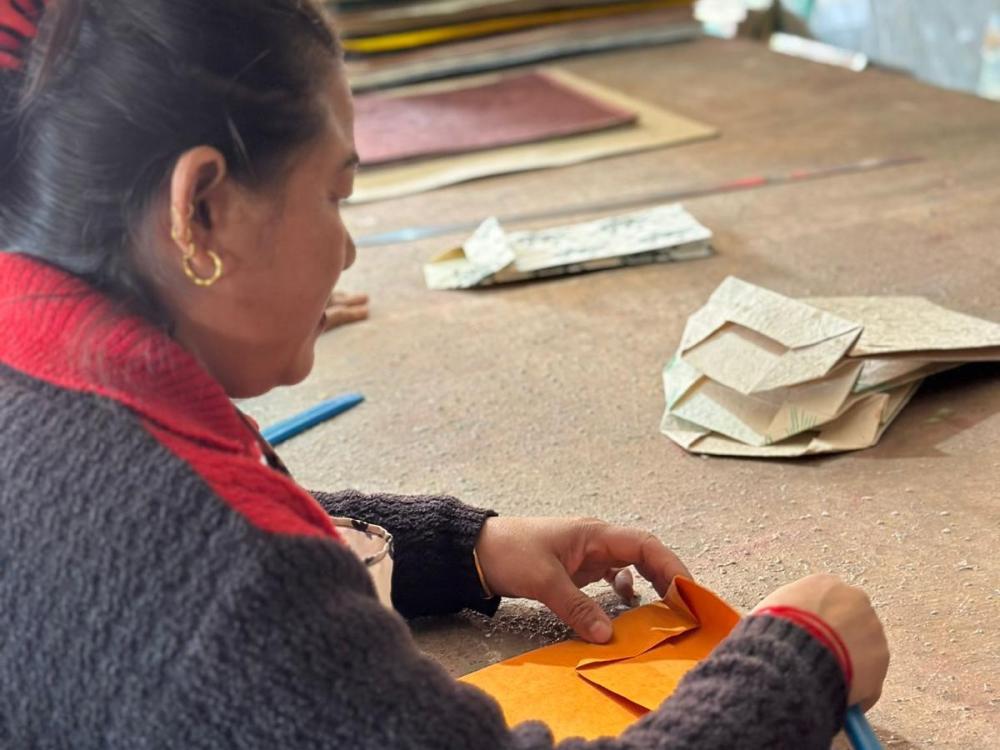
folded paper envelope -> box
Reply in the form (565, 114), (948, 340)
(854, 357), (954, 393)
(662, 379), (921, 458)
(460, 578), (740, 741)
(424, 203), (713, 290)
(677, 277), (863, 395)
(666, 357), (867, 447)
(661, 277), (1000, 457)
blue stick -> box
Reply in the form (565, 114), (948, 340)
(845, 706), (883, 750)
(261, 392), (365, 446)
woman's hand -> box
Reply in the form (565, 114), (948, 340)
(753, 574), (890, 711)
(474, 517), (690, 644)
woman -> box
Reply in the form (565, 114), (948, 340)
(0, 1), (888, 747)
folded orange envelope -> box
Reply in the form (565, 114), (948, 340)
(460, 578), (741, 741)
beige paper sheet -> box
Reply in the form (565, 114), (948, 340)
(808, 296), (1000, 359)
(350, 67), (717, 203)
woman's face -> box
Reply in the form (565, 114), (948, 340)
(154, 68), (359, 398)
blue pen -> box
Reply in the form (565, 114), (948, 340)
(261, 392), (365, 446)
(845, 706), (882, 750)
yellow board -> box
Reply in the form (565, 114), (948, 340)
(342, 0), (692, 54)
(460, 578), (741, 741)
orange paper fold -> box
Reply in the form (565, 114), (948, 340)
(460, 578), (740, 741)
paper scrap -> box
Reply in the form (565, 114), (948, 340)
(661, 278), (1000, 457)
(461, 578), (740, 741)
(768, 32), (868, 72)
(424, 203), (712, 290)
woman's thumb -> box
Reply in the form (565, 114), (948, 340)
(543, 572), (613, 643)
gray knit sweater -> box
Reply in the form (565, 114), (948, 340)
(0, 253), (847, 748)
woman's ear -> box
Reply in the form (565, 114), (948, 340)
(167, 146), (229, 262)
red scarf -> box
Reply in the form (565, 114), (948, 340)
(0, 0), (47, 71)
(0, 252), (341, 541)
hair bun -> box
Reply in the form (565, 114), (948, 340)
(1, 0), (48, 71)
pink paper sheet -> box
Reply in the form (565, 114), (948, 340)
(354, 71), (637, 166)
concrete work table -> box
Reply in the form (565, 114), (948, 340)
(245, 38), (1000, 749)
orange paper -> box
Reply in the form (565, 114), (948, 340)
(461, 578), (740, 740)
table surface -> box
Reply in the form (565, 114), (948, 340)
(245, 37), (1000, 749)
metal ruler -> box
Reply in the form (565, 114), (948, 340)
(353, 155), (923, 248)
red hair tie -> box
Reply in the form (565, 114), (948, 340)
(0, 0), (48, 72)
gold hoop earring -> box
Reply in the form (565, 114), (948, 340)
(172, 202), (222, 287)
(183, 249), (223, 287)
(170, 204), (195, 246)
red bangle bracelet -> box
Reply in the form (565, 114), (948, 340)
(753, 606), (853, 688)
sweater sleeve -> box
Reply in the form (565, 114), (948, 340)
(153, 532), (847, 750)
(311, 489), (500, 619)
(615, 615), (848, 750)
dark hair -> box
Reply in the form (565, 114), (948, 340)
(0, 0), (339, 323)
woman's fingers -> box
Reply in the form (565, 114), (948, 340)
(590, 524), (691, 597)
(606, 567), (639, 606)
(329, 290), (369, 307)
(323, 291), (369, 331)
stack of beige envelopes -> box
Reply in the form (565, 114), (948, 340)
(661, 277), (1000, 457)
